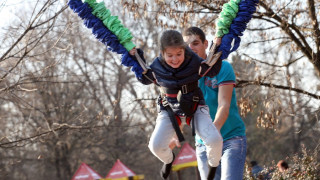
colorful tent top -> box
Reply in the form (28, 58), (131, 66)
(105, 159), (144, 180)
(72, 162), (103, 180)
(172, 142), (198, 171)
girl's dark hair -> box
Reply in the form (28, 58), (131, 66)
(183, 27), (206, 43)
(159, 30), (187, 52)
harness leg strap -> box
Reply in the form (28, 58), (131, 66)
(192, 117), (196, 136)
(164, 106), (185, 142)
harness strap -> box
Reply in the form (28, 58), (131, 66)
(161, 81), (198, 95)
(165, 94), (177, 98)
(190, 102), (199, 137)
(161, 88), (179, 94)
(160, 85), (200, 140)
(175, 115), (182, 126)
(162, 98), (185, 142)
(192, 116), (195, 136)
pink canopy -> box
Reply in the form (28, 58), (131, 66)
(72, 162), (103, 180)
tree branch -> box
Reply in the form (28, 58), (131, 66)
(243, 53), (304, 67)
(0, 4), (67, 62)
(307, 0), (320, 70)
(236, 79), (320, 99)
(259, 1), (313, 61)
(0, 123), (149, 148)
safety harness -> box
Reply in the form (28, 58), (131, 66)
(159, 44), (222, 142)
(160, 81), (200, 142)
(136, 43), (222, 143)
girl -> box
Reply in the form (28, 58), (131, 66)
(129, 30), (222, 179)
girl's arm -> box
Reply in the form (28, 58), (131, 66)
(138, 69), (156, 85)
(129, 48), (156, 85)
(199, 59), (222, 78)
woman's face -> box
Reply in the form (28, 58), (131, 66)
(163, 46), (185, 68)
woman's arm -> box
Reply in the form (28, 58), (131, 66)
(213, 84), (233, 131)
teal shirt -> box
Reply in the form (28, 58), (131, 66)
(196, 61), (245, 144)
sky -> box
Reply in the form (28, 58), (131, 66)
(0, 0), (66, 28)
(0, 0), (37, 31)
(0, 0), (13, 28)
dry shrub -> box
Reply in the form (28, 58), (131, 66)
(243, 146), (320, 180)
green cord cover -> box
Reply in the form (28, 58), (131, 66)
(85, 0), (135, 51)
(215, 0), (241, 38)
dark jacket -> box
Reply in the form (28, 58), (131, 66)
(138, 47), (221, 116)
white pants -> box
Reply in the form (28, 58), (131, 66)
(148, 105), (223, 167)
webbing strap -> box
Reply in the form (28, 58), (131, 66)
(161, 81), (198, 95)
(162, 99), (185, 142)
(192, 116), (195, 136)
(191, 102), (198, 137)
(165, 106), (185, 142)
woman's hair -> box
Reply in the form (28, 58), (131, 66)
(183, 27), (206, 43)
(159, 30), (187, 52)
(277, 160), (289, 169)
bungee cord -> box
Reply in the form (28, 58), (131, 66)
(68, 0), (259, 77)
(216, 0), (259, 60)
(68, 0), (144, 78)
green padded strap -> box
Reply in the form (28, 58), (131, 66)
(85, 0), (135, 51)
(215, 0), (241, 38)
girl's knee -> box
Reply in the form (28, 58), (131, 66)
(148, 140), (165, 155)
(205, 133), (223, 147)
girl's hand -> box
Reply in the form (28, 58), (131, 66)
(129, 47), (136, 56)
(169, 137), (181, 150)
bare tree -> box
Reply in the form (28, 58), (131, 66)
(1, 0), (319, 179)
(121, 0), (320, 166)
(0, 0), (162, 179)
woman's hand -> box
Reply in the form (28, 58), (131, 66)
(129, 47), (136, 56)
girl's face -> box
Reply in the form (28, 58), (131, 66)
(163, 46), (185, 68)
